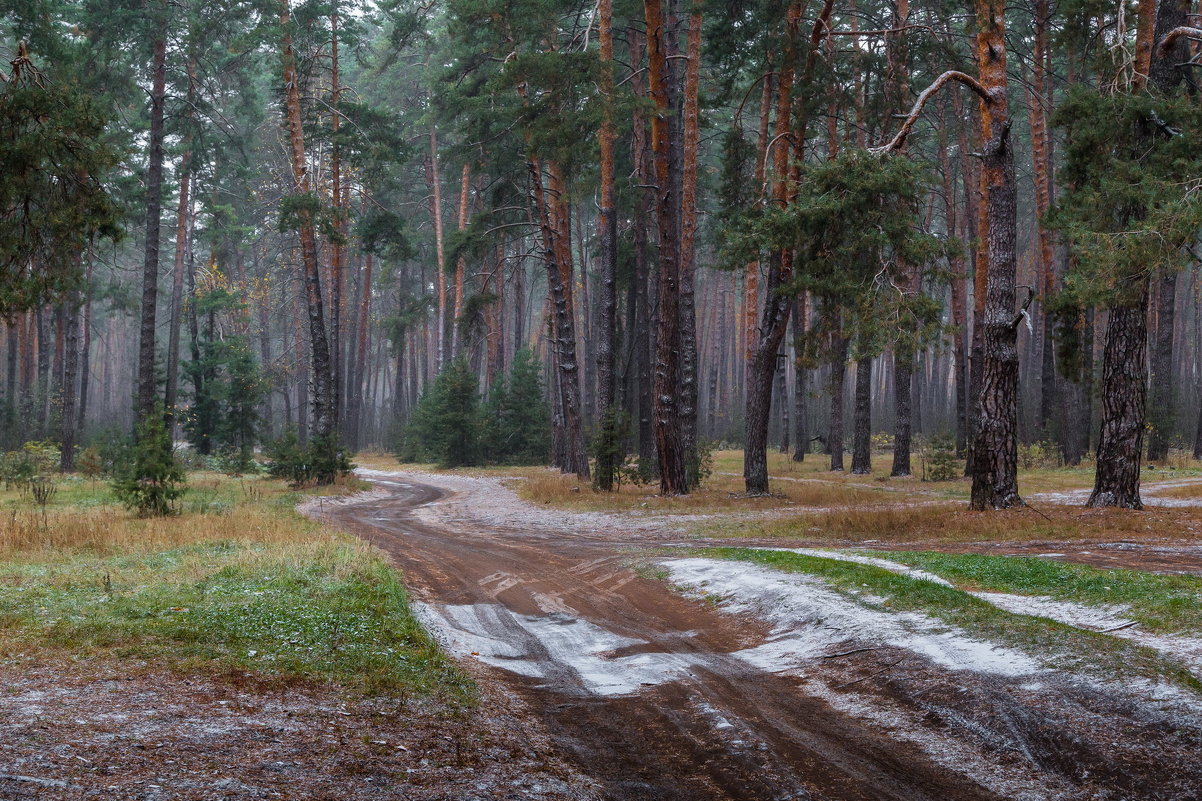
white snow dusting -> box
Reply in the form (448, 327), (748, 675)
(663, 557), (1043, 677)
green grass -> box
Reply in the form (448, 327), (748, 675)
(868, 550), (1202, 634)
(0, 473), (472, 701)
(706, 547), (1202, 691)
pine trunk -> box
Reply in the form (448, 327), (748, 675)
(968, 0), (1022, 509)
(280, 0), (335, 446)
(136, 10), (168, 421)
(595, 0), (618, 490)
(851, 355), (871, 474)
(744, 0), (801, 495)
(1088, 296), (1148, 508)
(829, 332), (848, 472)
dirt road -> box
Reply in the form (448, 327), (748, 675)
(321, 472), (1202, 801)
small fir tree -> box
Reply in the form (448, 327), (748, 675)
(481, 349), (552, 466)
(113, 409), (187, 517)
(400, 357), (481, 468)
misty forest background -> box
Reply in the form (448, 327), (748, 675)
(3, 0), (1202, 509)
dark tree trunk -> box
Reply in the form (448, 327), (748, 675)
(137, 10), (168, 422)
(1088, 295), (1148, 508)
(828, 333), (848, 472)
(776, 348), (790, 453)
(280, 0), (334, 449)
(851, 355), (872, 474)
(1146, 269), (1177, 461)
(792, 298), (808, 462)
(594, 0), (618, 491)
(891, 344), (913, 476)
(968, 0), (1023, 509)
(646, 0), (687, 493)
(59, 290), (81, 471)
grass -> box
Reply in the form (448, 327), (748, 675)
(699, 500), (1202, 546)
(0, 471), (470, 700)
(870, 550), (1202, 634)
(705, 546), (1202, 690)
(1150, 481), (1202, 500)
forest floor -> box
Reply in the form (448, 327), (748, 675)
(4, 454), (1202, 799)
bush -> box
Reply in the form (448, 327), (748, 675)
(112, 412), (187, 517)
(264, 429), (351, 487)
(1018, 440), (1063, 470)
(920, 434), (960, 482)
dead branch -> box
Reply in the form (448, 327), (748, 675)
(872, 71), (993, 154)
(1157, 26), (1202, 58)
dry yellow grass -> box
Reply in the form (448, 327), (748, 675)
(706, 501), (1202, 545)
(1150, 481), (1202, 500)
(0, 473), (355, 561)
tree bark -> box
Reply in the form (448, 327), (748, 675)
(851, 355), (872, 474)
(968, 0), (1023, 509)
(679, 0), (703, 485)
(595, 0), (618, 491)
(136, 6), (168, 421)
(792, 297), (808, 461)
(745, 0), (802, 495)
(1147, 269), (1178, 460)
(647, 0), (688, 494)
(280, 0), (335, 446)
(427, 129), (448, 371)
(164, 60), (194, 430)
(829, 330), (848, 472)
(1088, 295), (1148, 508)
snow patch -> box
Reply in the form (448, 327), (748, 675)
(413, 602), (698, 695)
(751, 547), (954, 586)
(663, 557), (1042, 677)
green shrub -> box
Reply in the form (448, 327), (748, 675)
(264, 429), (351, 487)
(480, 349), (551, 466)
(920, 433), (960, 482)
(112, 411), (187, 517)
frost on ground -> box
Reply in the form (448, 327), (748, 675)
(356, 468), (675, 538)
(413, 602), (701, 696)
(1030, 476), (1202, 507)
(0, 661), (601, 801)
(661, 557), (1042, 676)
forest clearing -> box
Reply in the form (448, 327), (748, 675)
(5, 0), (1202, 797)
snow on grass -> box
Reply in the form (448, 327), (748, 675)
(750, 547), (954, 586)
(662, 557), (1043, 677)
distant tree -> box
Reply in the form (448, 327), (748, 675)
(399, 357), (481, 468)
(481, 349), (551, 466)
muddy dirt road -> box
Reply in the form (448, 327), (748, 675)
(319, 472), (1202, 801)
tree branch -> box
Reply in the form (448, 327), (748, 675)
(872, 71), (993, 154)
(1157, 26), (1202, 58)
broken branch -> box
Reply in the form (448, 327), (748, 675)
(1157, 26), (1202, 58)
(872, 70), (993, 154)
